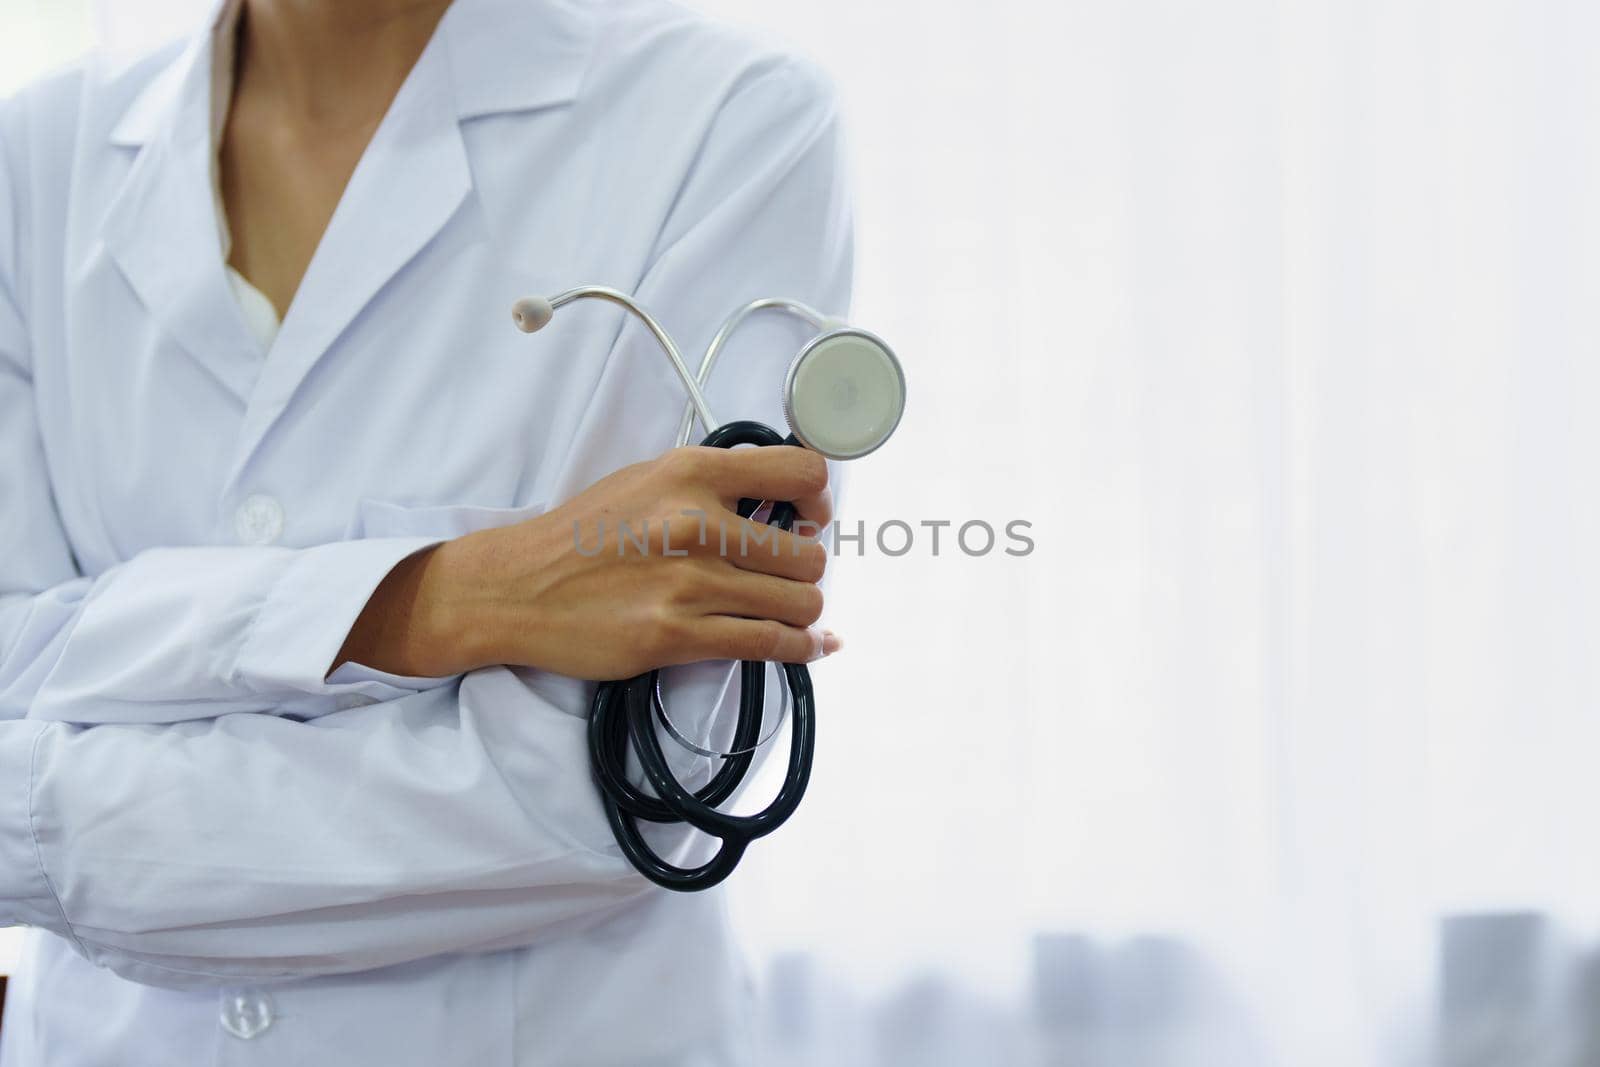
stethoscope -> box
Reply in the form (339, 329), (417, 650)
(511, 287), (906, 891)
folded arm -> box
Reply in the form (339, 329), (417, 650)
(0, 57), (851, 986)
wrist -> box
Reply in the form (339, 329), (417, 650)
(410, 534), (500, 675)
(333, 538), (489, 680)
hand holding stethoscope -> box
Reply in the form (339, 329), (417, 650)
(511, 287), (905, 891)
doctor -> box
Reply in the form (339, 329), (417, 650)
(0, 0), (850, 1062)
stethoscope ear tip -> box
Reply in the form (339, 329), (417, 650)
(511, 296), (555, 333)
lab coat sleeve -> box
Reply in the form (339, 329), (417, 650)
(0, 90), (451, 724)
(0, 677), (650, 989)
(0, 58), (853, 987)
(1, 539), (459, 725)
(0, 110), (451, 724)
(0, 321), (453, 724)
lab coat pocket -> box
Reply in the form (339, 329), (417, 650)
(347, 498), (549, 540)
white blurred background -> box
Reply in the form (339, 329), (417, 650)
(5, 0), (1600, 1064)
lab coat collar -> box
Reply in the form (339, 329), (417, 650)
(101, 0), (596, 484)
(108, 0), (596, 147)
(102, 28), (258, 401)
(107, 41), (197, 148)
(443, 0), (596, 120)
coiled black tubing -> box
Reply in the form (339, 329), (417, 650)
(587, 420), (817, 891)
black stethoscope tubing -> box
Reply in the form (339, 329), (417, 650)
(587, 420), (817, 892)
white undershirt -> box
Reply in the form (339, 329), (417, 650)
(210, 0), (282, 352)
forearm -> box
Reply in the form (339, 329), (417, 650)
(2, 537), (450, 727)
(0, 674), (660, 990)
(331, 541), (471, 679)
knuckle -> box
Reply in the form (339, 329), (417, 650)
(661, 446), (709, 483)
(668, 559), (714, 607)
(661, 564), (695, 605)
(646, 608), (689, 657)
(667, 497), (711, 539)
(726, 520), (756, 560)
(689, 517), (721, 557)
(643, 601), (673, 640)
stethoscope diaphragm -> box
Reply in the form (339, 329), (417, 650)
(783, 328), (906, 461)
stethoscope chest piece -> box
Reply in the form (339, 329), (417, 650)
(783, 329), (906, 461)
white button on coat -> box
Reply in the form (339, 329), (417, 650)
(234, 494), (285, 545)
(219, 990), (274, 1041)
(0, 0), (853, 1063)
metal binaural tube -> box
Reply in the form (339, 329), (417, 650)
(540, 286), (722, 434)
(674, 298), (838, 447)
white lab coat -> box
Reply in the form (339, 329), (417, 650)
(0, 0), (852, 1061)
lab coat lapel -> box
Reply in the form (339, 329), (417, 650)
(224, 0), (596, 479)
(229, 31), (472, 473)
(102, 37), (264, 401)
(100, 0), (594, 482)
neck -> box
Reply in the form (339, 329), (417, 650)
(236, 0), (454, 123)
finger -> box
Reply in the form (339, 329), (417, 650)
(788, 484), (834, 535)
(688, 616), (826, 665)
(700, 570), (825, 629)
(717, 513), (828, 581)
(695, 446), (829, 509)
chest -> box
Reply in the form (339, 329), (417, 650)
(34, 113), (687, 575)
(218, 100), (384, 319)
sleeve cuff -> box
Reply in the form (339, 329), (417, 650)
(324, 660), (457, 696)
(0, 721), (66, 931)
(234, 536), (454, 702)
